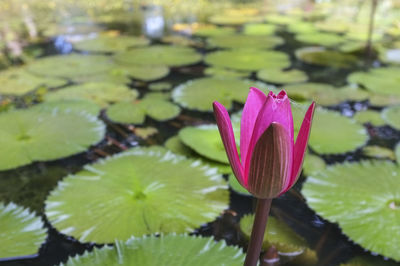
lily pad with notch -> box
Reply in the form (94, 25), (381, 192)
(63, 235), (245, 266)
(205, 49), (290, 72)
(45, 147), (229, 243)
(257, 68), (308, 84)
(302, 161), (400, 261)
(0, 202), (47, 259)
(295, 47), (360, 68)
(0, 107), (105, 171)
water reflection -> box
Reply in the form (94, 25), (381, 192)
(142, 5), (165, 38)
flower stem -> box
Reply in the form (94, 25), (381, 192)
(244, 198), (273, 266)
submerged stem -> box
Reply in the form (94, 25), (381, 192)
(244, 198), (273, 266)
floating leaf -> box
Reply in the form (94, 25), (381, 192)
(209, 14), (263, 25)
(347, 68), (400, 96)
(240, 215), (317, 263)
(293, 107), (368, 154)
(295, 32), (344, 46)
(229, 174), (251, 196)
(296, 47), (359, 68)
(193, 26), (236, 37)
(369, 93), (400, 107)
(106, 94), (180, 124)
(0, 67), (66, 95)
(0, 202), (47, 259)
(257, 69), (308, 84)
(315, 21), (349, 33)
(382, 105), (400, 130)
(45, 82), (138, 108)
(0, 108), (105, 170)
(74, 35), (150, 52)
(353, 110), (385, 126)
(205, 49), (290, 71)
(149, 82), (172, 91)
(243, 23), (277, 35)
(287, 22), (316, 34)
(63, 235), (245, 266)
(396, 143), (400, 162)
(26, 54), (113, 79)
(362, 146), (396, 160)
(45, 148), (229, 243)
(31, 100), (101, 117)
(178, 124), (238, 164)
(302, 153), (326, 176)
(207, 35), (284, 49)
(134, 127), (158, 139)
(162, 35), (198, 46)
(266, 14), (300, 25)
(302, 161), (400, 261)
(204, 67), (250, 78)
(340, 255), (399, 266)
(172, 77), (268, 112)
(115, 45), (202, 67)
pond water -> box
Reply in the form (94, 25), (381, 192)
(1, 1), (400, 265)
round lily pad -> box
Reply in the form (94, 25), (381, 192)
(209, 14), (263, 25)
(266, 14), (300, 25)
(0, 202), (47, 259)
(74, 35), (150, 53)
(396, 143), (400, 163)
(353, 110), (386, 126)
(63, 235), (245, 266)
(205, 49), (290, 71)
(362, 146), (396, 160)
(243, 23), (277, 35)
(228, 174), (251, 196)
(106, 94), (181, 124)
(341, 255), (399, 266)
(296, 47), (360, 68)
(178, 124), (239, 164)
(207, 34), (284, 49)
(0, 107), (105, 171)
(193, 26), (236, 37)
(302, 161), (400, 261)
(118, 65), (170, 81)
(204, 67), (250, 78)
(315, 21), (349, 33)
(149, 82), (172, 91)
(172, 77), (267, 112)
(347, 68), (400, 96)
(44, 82), (138, 108)
(45, 148), (229, 243)
(284, 83), (343, 105)
(369, 93), (400, 107)
(382, 105), (400, 130)
(257, 68), (308, 84)
(293, 107), (369, 154)
(0, 67), (66, 95)
(295, 32), (344, 46)
(303, 153), (326, 176)
(31, 100), (101, 117)
(287, 22), (316, 34)
(26, 54), (113, 79)
(114, 45), (202, 67)
(240, 215), (317, 263)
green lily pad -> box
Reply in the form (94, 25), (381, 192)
(339, 42), (367, 53)
(283, 83), (339, 105)
(266, 14), (300, 25)
(315, 21), (349, 33)
(26, 54), (113, 79)
(382, 105), (400, 130)
(0, 107), (105, 171)
(149, 82), (172, 91)
(353, 110), (386, 126)
(296, 47), (360, 68)
(243, 23), (277, 35)
(106, 94), (181, 124)
(193, 26), (236, 37)
(164, 136), (232, 174)
(293, 107), (368, 154)
(362, 146), (396, 160)
(0, 67), (66, 95)
(0, 202), (47, 259)
(347, 68), (400, 96)
(303, 153), (326, 176)
(204, 67), (250, 78)
(240, 215), (317, 263)
(209, 14), (263, 26)
(120, 65), (170, 81)
(395, 143), (400, 163)
(257, 69), (308, 84)
(302, 161), (400, 261)
(162, 35), (198, 46)
(208, 35), (283, 50)
(63, 235), (245, 266)
(45, 147), (229, 243)
(74, 35), (150, 53)
(287, 22), (316, 34)
(31, 100), (101, 117)
(44, 82), (138, 108)
(172, 77), (267, 112)
(229, 174), (251, 196)
(205, 49), (290, 71)
(178, 124), (239, 164)
(114, 45), (202, 67)
(369, 93), (400, 107)
(295, 32), (344, 46)
(340, 255), (399, 266)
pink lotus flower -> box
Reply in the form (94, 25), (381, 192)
(213, 88), (315, 199)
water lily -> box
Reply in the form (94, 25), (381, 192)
(213, 87), (315, 199)
(213, 87), (315, 266)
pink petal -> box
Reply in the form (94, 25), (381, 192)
(213, 101), (245, 186)
(281, 102), (316, 194)
(240, 87), (267, 170)
(244, 90), (294, 180)
(247, 122), (292, 199)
